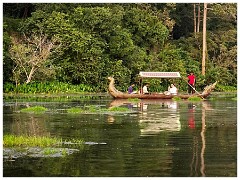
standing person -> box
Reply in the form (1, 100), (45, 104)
(128, 84), (135, 94)
(187, 72), (196, 94)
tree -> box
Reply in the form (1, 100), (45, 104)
(9, 32), (59, 84)
(202, 3), (207, 75)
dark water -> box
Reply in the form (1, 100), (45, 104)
(3, 94), (237, 177)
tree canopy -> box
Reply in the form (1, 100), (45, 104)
(3, 3), (237, 92)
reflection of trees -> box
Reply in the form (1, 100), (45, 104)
(171, 100), (237, 177)
(10, 113), (50, 137)
(200, 106), (206, 177)
(189, 102), (206, 176)
(188, 102), (206, 177)
(3, 99), (237, 177)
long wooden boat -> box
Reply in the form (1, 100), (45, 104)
(108, 76), (217, 99)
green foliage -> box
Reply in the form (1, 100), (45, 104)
(128, 98), (140, 102)
(3, 135), (61, 147)
(108, 107), (129, 112)
(172, 96), (182, 101)
(67, 107), (84, 114)
(3, 3), (237, 92)
(3, 134), (84, 148)
(20, 106), (48, 114)
(43, 148), (57, 155)
(3, 82), (15, 93)
(67, 105), (130, 114)
(3, 81), (95, 93)
(215, 84), (237, 92)
(187, 96), (203, 101)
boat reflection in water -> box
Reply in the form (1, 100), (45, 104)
(138, 100), (181, 136)
(109, 99), (181, 136)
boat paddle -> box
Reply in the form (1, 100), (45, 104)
(183, 79), (205, 100)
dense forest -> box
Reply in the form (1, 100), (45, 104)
(3, 3), (237, 93)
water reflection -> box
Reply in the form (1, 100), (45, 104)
(7, 108), (50, 137)
(200, 105), (206, 177)
(188, 101), (211, 177)
(188, 103), (196, 129)
(139, 101), (180, 136)
(109, 100), (218, 177)
(107, 115), (115, 124)
(110, 99), (181, 136)
(3, 97), (237, 177)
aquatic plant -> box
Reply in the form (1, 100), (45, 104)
(215, 84), (237, 92)
(88, 105), (99, 112)
(20, 106), (47, 114)
(67, 106), (130, 114)
(61, 148), (68, 156)
(128, 98), (140, 102)
(3, 135), (61, 147)
(108, 106), (129, 112)
(43, 148), (57, 155)
(172, 96), (182, 101)
(3, 81), (96, 93)
(67, 107), (84, 114)
(63, 139), (84, 145)
(3, 135), (84, 148)
(188, 96), (203, 101)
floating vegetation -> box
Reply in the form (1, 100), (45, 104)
(3, 134), (84, 148)
(128, 98), (140, 102)
(43, 148), (58, 155)
(3, 147), (80, 159)
(20, 106), (48, 114)
(4, 135), (61, 147)
(67, 105), (131, 114)
(67, 107), (84, 114)
(107, 106), (129, 112)
(188, 96), (203, 101)
(3, 135), (105, 159)
(172, 96), (182, 101)
(88, 105), (99, 112)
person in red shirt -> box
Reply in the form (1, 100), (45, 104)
(187, 72), (196, 94)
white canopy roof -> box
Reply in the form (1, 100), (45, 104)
(139, 72), (181, 78)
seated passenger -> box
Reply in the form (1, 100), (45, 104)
(128, 84), (135, 94)
(128, 84), (137, 94)
(169, 84), (178, 95)
(164, 84), (178, 95)
(143, 83), (149, 94)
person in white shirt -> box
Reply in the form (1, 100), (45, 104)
(169, 84), (178, 95)
(143, 83), (149, 94)
(164, 84), (178, 95)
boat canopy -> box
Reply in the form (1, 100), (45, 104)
(139, 72), (181, 78)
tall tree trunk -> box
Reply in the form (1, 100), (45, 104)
(202, 3), (207, 75)
(193, 4), (196, 37)
(197, 3), (201, 32)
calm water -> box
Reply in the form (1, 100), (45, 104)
(3, 94), (237, 177)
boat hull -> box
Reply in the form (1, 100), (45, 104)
(107, 77), (216, 100)
(108, 92), (210, 99)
